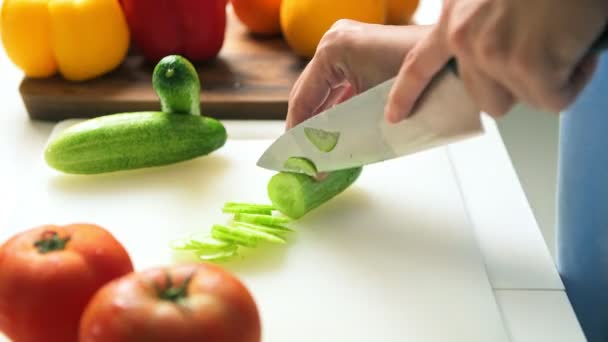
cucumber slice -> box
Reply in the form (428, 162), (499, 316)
(267, 167), (363, 219)
(222, 206), (273, 215)
(283, 157), (318, 176)
(234, 226), (286, 244)
(212, 226), (258, 248)
(233, 213), (291, 227)
(190, 234), (236, 251)
(213, 224), (285, 245)
(197, 248), (238, 262)
(169, 237), (198, 250)
(170, 234), (238, 257)
(232, 221), (292, 235)
(223, 202), (275, 210)
(222, 203), (275, 215)
(304, 127), (340, 152)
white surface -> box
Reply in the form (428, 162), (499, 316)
(495, 106), (560, 259)
(448, 116), (564, 290)
(496, 290), (586, 342)
(3, 120), (510, 341)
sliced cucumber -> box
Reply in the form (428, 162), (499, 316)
(233, 213), (291, 227)
(283, 157), (318, 176)
(191, 234), (236, 250)
(169, 238), (198, 251)
(170, 234), (238, 259)
(215, 223), (286, 245)
(223, 202), (275, 210)
(222, 207), (273, 215)
(237, 226), (286, 244)
(197, 248), (238, 262)
(267, 167), (363, 219)
(222, 202), (275, 215)
(212, 226), (258, 248)
(304, 127), (340, 152)
(232, 221), (292, 236)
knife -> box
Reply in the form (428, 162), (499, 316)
(257, 25), (608, 174)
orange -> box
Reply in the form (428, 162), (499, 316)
(231, 0), (282, 35)
(386, 0), (419, 25)
(280, 0), (387, 58)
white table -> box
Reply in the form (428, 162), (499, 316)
(0, 1), (586, 341)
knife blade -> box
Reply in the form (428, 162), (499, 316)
(257, 23), (608, 174)
(256, 65), (482, 173)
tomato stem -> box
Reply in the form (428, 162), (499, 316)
(157, 272), (194, 303)
(34, 231), (70, 254)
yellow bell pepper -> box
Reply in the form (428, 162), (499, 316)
(1, 0), (129, 81)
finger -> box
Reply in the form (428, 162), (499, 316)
(285, 57), (333, 129)
(323, 83), (355, 110)
(314, 82), (354, 114)
(561, 55), (599, 109)
(473, 53), (539, 109)
(385, 24), (451, 124)
(506, 50), (593, 113)
(458, 61), (515, 117)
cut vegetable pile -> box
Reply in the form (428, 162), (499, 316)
(171, 165), (364, 262)
(171, 203), (294, 262)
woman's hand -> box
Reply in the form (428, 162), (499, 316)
(286, 20), (432, 129)
(386, 0), (608, 122)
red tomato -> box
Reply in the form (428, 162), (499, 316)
(0, 224), (134, 342)
(80, 263), (262, 342)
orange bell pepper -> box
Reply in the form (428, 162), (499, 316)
(1, 0), (130, 81)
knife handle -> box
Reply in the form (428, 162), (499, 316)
(446, 21), (608, 76)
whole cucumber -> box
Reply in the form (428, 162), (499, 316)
(153, 55), (201, 115)
(45, 112), (227, 174)
(267, 167), (363, 219)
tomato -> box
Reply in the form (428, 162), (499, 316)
(79, 263), (261, 342)
(0, 224), (134, 342)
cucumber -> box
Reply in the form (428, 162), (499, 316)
(198, 249), (238, 262)
(232, 221), (292, 236)
(267, 167), (363, 219)
(224, 202), (275, 210)
(170, 234), (236, 253)
(153, 55), (201, 115)
(233, 213), (292, 227)
(45, 111), (227, 174)
(212, 224), (286, 245)
(211, 225), (259, 248)
(222, 203), (275, 215)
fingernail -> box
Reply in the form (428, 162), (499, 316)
(285, 116), (292, 129)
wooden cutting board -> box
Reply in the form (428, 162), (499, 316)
(2, 120), (510, 342)
(19, 9), (306, 122)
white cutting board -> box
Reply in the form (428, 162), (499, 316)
(3, 120), (510, 342)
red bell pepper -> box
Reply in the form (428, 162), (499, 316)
(119, 0), (227, 63)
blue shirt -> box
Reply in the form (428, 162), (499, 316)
(558, 51), (608, 342)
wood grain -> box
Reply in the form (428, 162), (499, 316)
(20, 9), (307, 121)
